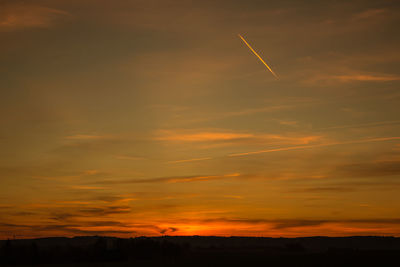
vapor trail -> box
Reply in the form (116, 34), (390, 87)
(163, 136), (400, 163)
(238, 34), (279, 79)
(229, 136), (400, 157)
(168, 157), (212, 164)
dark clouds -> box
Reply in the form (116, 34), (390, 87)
(337, 160), (400, 178)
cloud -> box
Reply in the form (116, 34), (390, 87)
(65, 134), (111, 140)
(78, 205), (131, 216)
(0, 3), (69, 31)
(94, 195), (136, 203)
(114, 155), (144, 161)
(295, 187), (355, 193)
(271, 218), (400, 230)
(334, 74), (400, 82)
(51, 134), (134, 159)
(161, 132), (321, 163)
(199, 217), (400, 229)
(43, 205), (132, 224)
(84, 169), (100, 175)
(217, 105), (292, 118)
(223, 195), (244, 199)
(271, 220), (326, 230)
(96, 173), (241, 184)
(160, 227), (178, 235)
(157, 217), (400, 237)
(278, 120), (298, 126)
(164, 98), (316, 125)
(337, 160), (400, 178)
(167, 157), (212, 164)
(352, 8), (387, 21)
(156, 130), (254, 142)
(303, 72), (400, 85)
(156, 129), (321, 146)
(69, 186), (109, 190)
(229, 144), (316, 157)
(0, 221), (136, 238)
(317, 120), (400, 131)
(3, 213), (400, 238)
(229, 136), (400, 157)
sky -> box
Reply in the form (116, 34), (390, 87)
(1, 0), (400, 238)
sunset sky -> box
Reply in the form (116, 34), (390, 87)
(1, 0), (400, 239)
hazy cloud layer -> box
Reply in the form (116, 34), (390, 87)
(0, 2), (69, 31)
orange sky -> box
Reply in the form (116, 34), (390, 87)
(1, 0), (400, 239)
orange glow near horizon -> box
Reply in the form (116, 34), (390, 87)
(4, 219), (400, 239)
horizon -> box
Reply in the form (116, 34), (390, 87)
(1, 0), (400, 239)
(2, 234), (399, 241)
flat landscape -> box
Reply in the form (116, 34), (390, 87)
(2, 236), (400, 266)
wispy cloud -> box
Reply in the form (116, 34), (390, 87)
(156, 129), (321, 145)
(217, 105), (292, 118)
(167, 173), (240, 183)
(229, 136), (400, 157)
(96, 173), (241, 185)
(278, 120), (298, 126)
(337, 159), (400, 178)
(114, 155), (144, 161)
(317, 120), (400, 131)
(290, 179), (400, 194)
(155, 217), (400, 236)
(184, 98), (316, 124)
(167, 157), (212, 164)
(197, 217), (400, 228)
(65, 134), (111, 140)
(334, 74), (400, 82)
(69, 186), (109, 190)
(0, 3), (69, 31)
(223, 195), (244, 199)
(156, 130), (253, 142)
(295, 186), (355, 193)
(302, 68), (400, 85)
(0, 221), (136, 238)
(352, 8), (387, 21)
(78, 205), (131, 216)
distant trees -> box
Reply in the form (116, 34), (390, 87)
(0, 237), (184, 265)
(1, 239), (13, 264)
(1, 236), (400, 266)
(0, 239), (39, 265)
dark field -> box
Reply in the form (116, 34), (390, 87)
(1, 236), (400, 266)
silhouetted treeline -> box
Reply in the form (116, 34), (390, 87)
(0, 236), (183, 265)
(1, 236), (400, 266)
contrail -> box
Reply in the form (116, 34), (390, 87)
(167, 157), (212, 164)
(163, 136), (400, 163)
(316, 120), (400, 131)
(228, 136), (400, 157)
(238, 34), (279, 79)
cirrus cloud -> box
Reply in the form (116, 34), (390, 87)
(0, 3), (69, 31)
